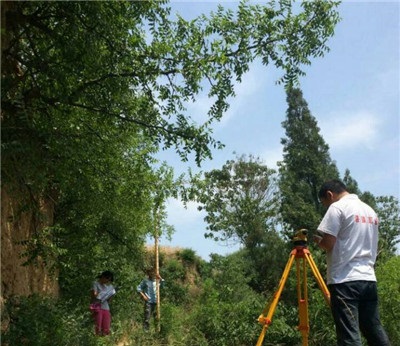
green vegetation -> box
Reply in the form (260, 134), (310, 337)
(3, 251), (399, 345)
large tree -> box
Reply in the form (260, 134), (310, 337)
(196, 155), (286, 293)
(197, 155), (278, 247)
(278, 88), (339, 234)
(1, 0), (340, 296)
(2, 0), (341, 167)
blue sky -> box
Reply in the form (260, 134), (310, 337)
(149, 1), (400, 260)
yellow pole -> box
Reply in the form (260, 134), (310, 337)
(154, 209), (161, 332)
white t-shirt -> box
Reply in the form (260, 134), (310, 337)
(92, 281), (116, 310)
(317, 194), (378, 285)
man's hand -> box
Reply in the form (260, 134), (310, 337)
(314, 232), (336, 252)
(313, 234), (323, 244)
(139, 292), (149, 301)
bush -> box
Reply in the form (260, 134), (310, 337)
(307, 287), (336, 346)
(1, 295), (99, 346)
(376, 255), (400, 345)
(160, 258), (189, 304)
(177, 248), (197, 265)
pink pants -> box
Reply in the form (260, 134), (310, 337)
(93, 309), (111, 336)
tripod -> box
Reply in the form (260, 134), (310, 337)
(256, 230), (331, 346)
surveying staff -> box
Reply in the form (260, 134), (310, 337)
(137, 268), (164, 330)
(314, 179), (390, 346)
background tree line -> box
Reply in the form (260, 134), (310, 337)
(1, 1), (399, 345)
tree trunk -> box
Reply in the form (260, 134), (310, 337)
(1, 185), (59, 300)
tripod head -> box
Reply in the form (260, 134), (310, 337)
(292, 229), (308, 247)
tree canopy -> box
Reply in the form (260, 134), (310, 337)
(2, 0), (341, 178)
(1, 0), (341, 290)
(196, 155), (278, 247)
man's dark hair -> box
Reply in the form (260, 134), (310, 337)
(318, 179), (348, 199)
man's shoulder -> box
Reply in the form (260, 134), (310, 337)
(335, 194), (377, 215)
(333, 194), (359, 207)
(343, 193), (359, 201)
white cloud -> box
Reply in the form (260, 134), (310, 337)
(183, 93), (213, 125)
(184, 61), (271, 128)
(220, 63), (270, 127)
(165, 198), (205, 227)
(235, 66), (265, 97)
(319, 111), (381, 151)
(260, 145), (283, 169)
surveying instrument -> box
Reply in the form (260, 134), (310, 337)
(256, 229), (331, 346)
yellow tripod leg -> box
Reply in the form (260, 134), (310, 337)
(256, 250), (296, 346)
(304, 250), (330, 306)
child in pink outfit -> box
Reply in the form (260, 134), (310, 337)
(90, 271), (116, 336)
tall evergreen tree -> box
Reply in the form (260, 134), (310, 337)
(278, 88), (339, 234)
(343, 168), (361, 194)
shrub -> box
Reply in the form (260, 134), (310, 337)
(1, 295), (100, 346)
(177, 248), (197, 265)
(376, 255), (400, 345)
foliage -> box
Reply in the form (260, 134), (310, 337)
(278, 88), (340, 235)
(56, 218), (146, 304)
(338, 170), (399, 262)
(161, 258), (190, 305)
(197, 154), (279, 247)
(2, 0), (341, 308)
(240, 234), (288, 294)
(376, 256), (400, 345)
(3, 249), (399, 346)
(191, 254), (265, 345)
(177, 248), (207, 276)
(1, 295), (99, 346)
(7, 1), (389, 345)
(342, 169), (361, 195)
(375, 196), (400, 260)
(177, 248), (198, 265)
(2, 0), (341, 183)
(194, 154), (289, 294)
(342, 171), (399, 261)
(343, 169), (378, 208)
(159, 302), (209, 345)
(307, 286), (336, 346)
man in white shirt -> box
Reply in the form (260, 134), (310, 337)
(314, 180), (390, 346)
